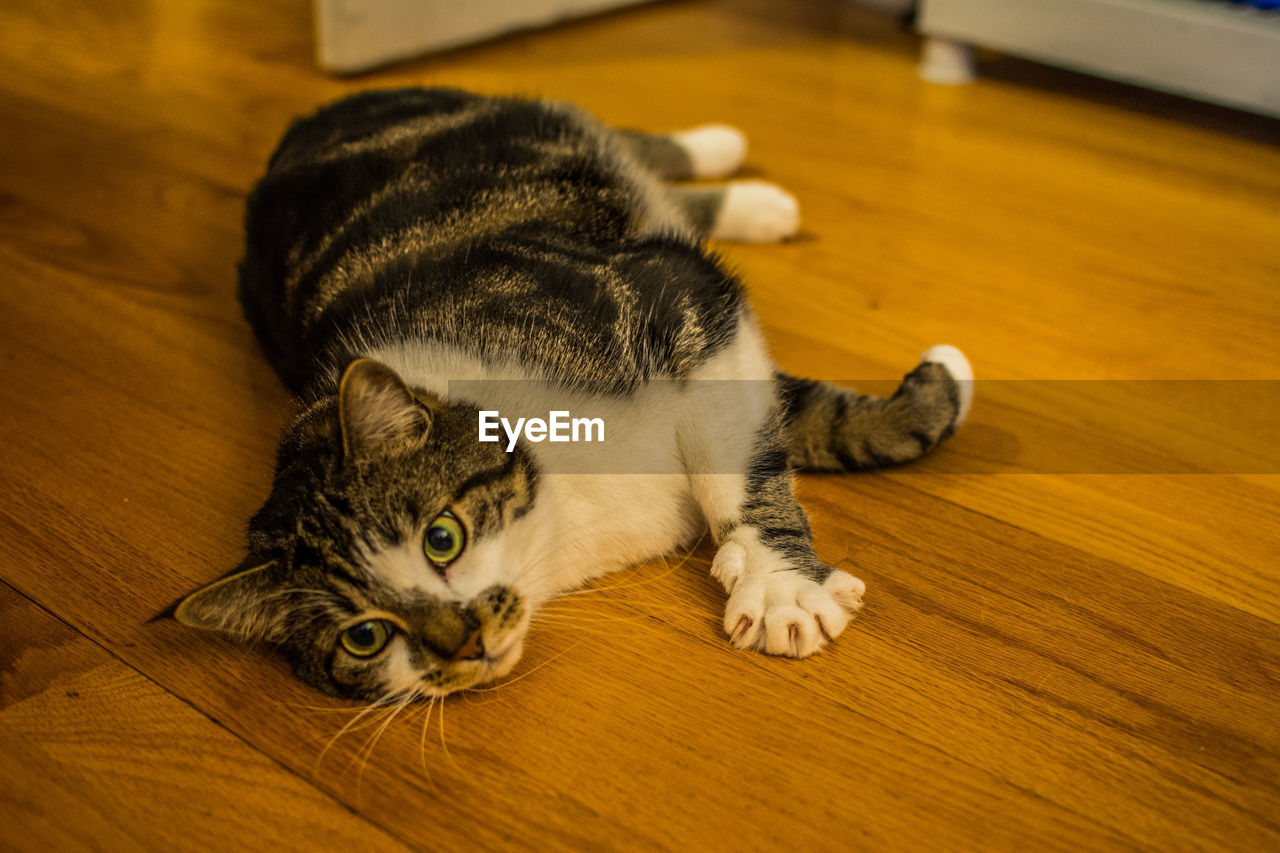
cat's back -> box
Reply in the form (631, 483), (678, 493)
(238, 89), (732, 395)
(259, 87), (642, 226)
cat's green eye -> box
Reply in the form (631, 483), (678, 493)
(340, 620), (391, 657)
(424, 512), (466, 566)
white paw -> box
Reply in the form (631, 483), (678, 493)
(920, 344), (974, 425)
(715, 543), (865, 658)
(710, 180), (800, 243)
(671, 123), (747, 178)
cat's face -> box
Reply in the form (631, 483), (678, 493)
(175, 359), (542, 700)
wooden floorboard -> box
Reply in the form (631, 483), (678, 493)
(0, 584), (412, 852)
(1, 0), (1278, 849)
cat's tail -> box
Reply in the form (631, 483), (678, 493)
(775, 345), (974, 472)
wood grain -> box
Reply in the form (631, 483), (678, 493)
(0, 586), (410, 851)
(1, 0), (1278, 849)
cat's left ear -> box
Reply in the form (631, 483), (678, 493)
(171, 559), (289, 643)
(338, 358), (433, 458)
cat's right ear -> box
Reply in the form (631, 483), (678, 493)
(338, 358), (433, 458)
(168, 559), (288, 643)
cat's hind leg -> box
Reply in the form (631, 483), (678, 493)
(618, 126), (799, 242)
(618, 125), (747, 180)
(779, 345), (974, 472)
(669, 182), (801, 243)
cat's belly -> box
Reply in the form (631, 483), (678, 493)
(533, 472), (704, 593)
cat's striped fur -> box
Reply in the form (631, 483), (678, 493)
(174, 88), (972, 700)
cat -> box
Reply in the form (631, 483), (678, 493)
(171, 88), (973, 701)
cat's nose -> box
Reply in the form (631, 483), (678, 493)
(417, 602), (486, 661)
(450, 627), (485, 662)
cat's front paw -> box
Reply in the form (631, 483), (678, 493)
(712, 541), (865, 658)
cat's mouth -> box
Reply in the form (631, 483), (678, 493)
(483, 634), (524, 677)
(465, 629), (524, 689)
(417, 632), (524, 698)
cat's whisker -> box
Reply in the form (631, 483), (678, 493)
(351, 692), (415, 799)
(555, 578), (660, 598)
(418, 695), (438, 786)
(527, 617), (632, 630)
(437, 696), (470, 780)
(467, 639), (585, 694)
(536, 603), (644, 617)
(532, 607), (640, 627)
(552, 534), (705, 600)
(311, 692), (398, 779)
(458, 689), (489, 706)
(539, 597), (693, 622)
(303, 701), (419, 746)
(542, 591), (696, 613)
(500, 535), (585, 591)
(504, 520), (651, 595)
(533, 611), (652, 631)
(289, 707), (420, 747)
(273, 695), (401, 715)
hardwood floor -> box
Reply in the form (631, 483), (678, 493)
(2, 0), (1278, 849)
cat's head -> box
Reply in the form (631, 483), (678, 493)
(174, 359), (541, 700)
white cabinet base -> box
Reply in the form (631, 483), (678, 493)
(917, 0), (1280, 118)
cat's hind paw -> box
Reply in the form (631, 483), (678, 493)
(720, 559), (865, 658)
(671, 123), (747, 178)
(710, 180), (800, 243)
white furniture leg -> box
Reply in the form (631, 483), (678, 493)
(919, 36), (977, 85)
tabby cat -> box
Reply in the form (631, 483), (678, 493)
(172, 88), (972, 700)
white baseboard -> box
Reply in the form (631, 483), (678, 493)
(315, 0), (658, 74)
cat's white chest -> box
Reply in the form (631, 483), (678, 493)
(366, 316), (776, 598)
